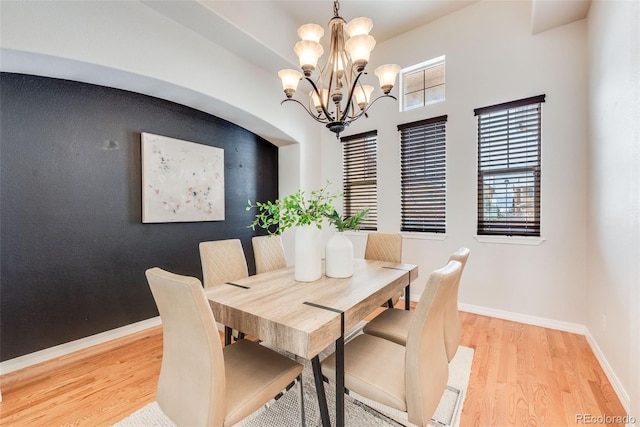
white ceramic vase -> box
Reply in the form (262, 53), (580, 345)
(294, 225), (323, 282)
(325, 232), (354, 278)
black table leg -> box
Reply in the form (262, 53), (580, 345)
(311, 356), (331, 427)
(224, 326), (232, 346)
(303, 301), (346, 427)
(405, 284), (411, 310)
(335, 333), (345, 427)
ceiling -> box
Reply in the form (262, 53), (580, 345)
(275, 0), (592, 39)
(272, 0), (480, 43)
(145, 0), (591, 76)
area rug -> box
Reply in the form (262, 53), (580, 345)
(114, 345), (473, 427)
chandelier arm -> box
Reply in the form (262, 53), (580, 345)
(339, 70), (366, 123)
(342, 94), (398, 122)
(359, 93), (398, 116)
(281, 98), (328, 123)
(342, 108), (367, 123)
(304, 77), (335, 121)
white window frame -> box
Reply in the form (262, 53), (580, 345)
(399, 55), (446, 112)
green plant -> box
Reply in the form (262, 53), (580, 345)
(325, 208), (369, 232)
(247, 184), (340, 235)
(247, 183), (369, 235)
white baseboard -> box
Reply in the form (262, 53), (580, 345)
(459, 303), (631, 417)
(584, 328), (632, 415)
(458, 303), (586, 334)
(0, 316), (161, 375)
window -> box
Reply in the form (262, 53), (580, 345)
(400, 56), (445, 111)
(398, 116), (447, 233)
(475, 95), (545, 237)
(342, 131), (377, 230)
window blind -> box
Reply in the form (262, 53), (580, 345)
(398, 116), (447, 233)
(475, 95), (545, 236)
(341, 131), (377, 230)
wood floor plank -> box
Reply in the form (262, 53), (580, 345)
(0, 311), (628, 426)
(458, 313), (627, 427)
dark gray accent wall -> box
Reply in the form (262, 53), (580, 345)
(0, 73), (278, 361)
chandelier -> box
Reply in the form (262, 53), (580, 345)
(277, 0), (401, 138)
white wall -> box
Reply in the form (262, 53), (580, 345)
(587, 0), (640, 416)
(323, 0), (590, 326)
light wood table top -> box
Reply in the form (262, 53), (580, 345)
(205, 258), (418, 359)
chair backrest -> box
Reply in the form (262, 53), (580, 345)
(405, 260), (462, 426)
(252, 235), (287, 274)
(444, 247), (470, 362)
(199, 239), (249, 288)
(145, 267), (225, 427)
(364, 233), (403, 263)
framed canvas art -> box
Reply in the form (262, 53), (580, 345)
(141, 132), (225, 223)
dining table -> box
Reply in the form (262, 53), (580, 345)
(205, 258), (418, 427)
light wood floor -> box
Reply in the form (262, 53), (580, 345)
(0, 310), (626, 426)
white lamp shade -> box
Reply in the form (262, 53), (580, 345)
(278, 69), (302, 91)
(345, 17), (373, 37)
(332, 55), (346, 73)
(311, 89), (329, 110)
(297, 23), (324, 42)
(345, 35), (376, 64)
(354, 85), (374, 107)
(374, 64), (401, 91)
(294, 40), (324, 70)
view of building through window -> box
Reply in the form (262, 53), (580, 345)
(481, 173), (536, 220)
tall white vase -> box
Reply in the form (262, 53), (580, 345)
(325, 232), (354, 278)
(294, 225), (323, 282)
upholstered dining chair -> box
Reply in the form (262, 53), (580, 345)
(199, 239), (249, 288)
(364, 233), (403, 263)
(362, 247), (470, 361)
(364, 233), (404, 308)
(199, 239), (249, 344)
(321, 260), (462, 427)
(252, 235), (287, 274)
(145, 267), (305, 427)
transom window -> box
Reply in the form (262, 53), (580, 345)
(475, 95), (545, 237)
(341, 131), (377, 230)
(400, 56), (445, 111)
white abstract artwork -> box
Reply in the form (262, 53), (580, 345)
(141, 133), (225, 223)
